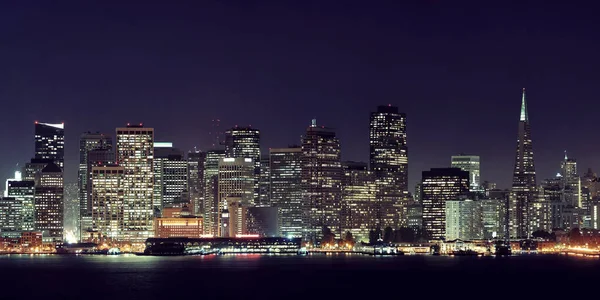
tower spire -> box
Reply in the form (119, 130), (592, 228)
(520, 88), (528, 122)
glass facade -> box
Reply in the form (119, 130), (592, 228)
(421, 168), (469, 240)
(270, 147), (303, 238)
(202, 150), (225, 235)
(7, 180), (35, 231)
(116, 125), (154, 242)
(301, 120), (342, 241)
(217, 157), (254, 237)
(34, 122), (65, 169)
(450, 155), (481, 192)
(340, 161), (377, 243)
(34, 163), (64, 242)
(91, 166), (125, 241)
(369, 105), (407, 228)
(224, 127), (261, 205)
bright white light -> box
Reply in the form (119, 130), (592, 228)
(154, 142), (173, 148)
(14, 171), (21, 181)
(244, 158), (252, 163)
(223, 158), (235, 162)
(65, 230), (77, 244)
(40, 123), (64, 129)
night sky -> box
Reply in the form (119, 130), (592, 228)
(1, 1), (599, 192)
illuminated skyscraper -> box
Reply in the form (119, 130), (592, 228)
(34, 162), (64, 242)
(0, 197), (22, 232)
(340, 161), (377, 243)
(301, 119), (342, 241)
(445, 198), (482, 241)
(270, 147), (303, 238)
(78, 132), (112, 238)
(421, 168), (469, 240)
(369, 105), (407, 228)
(509, 89), (537, 238)
(91, 165), (125, 241)
(224, 126), (261, 204)
(187, 150), (205, 215)
(217, 157), (254, 237)
(451, 155), (481, 192)
(7, 180), (35, 231)
(561, 152), (581, 208)
(116, 124), (154, 242)
(202, 149), (225, 235)
(34, 122), (65, 169)
(154, 142), (188, 213)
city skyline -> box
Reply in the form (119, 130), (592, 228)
(3, 1), (600, 193)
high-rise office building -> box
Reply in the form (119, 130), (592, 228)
(80, 148), (115, 238)
(421, 168), (469, 240)
(561, 152), (581, 208)
(414, 183), (422, 203)
(301, 119), (342, 241)
(340, 161), (377, 243)
(116, 124), (154, 242)
(0, 197), (22, 232)
(154, 142), (188, 212)
(451, 155), (481, 192)
(34, 162), (64, 241)
(78, 132), (112, 235)
(510, 89), (537, 238)
(218, 157), (254, 237)
(481, 190), (509, 239)
(259, 155), (270, 206)
(224, 126), (261, 204)
(202, 150), (225, 235)
(270, 147), (303, 238)
(445, 198), (482, 241)
(34, 122), (65, 169)
(91, 165), (125, 241)
(7, 180), (35, 231)
(187, 151), (205, 215)
(369, 105), (408, 228)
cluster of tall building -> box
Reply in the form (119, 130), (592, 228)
(2, 89), (598, 246)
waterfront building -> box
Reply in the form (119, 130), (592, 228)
(217, 158), (254, 237)
(91, 165), (125, 241)
(81, 148), (115, 238)
(340, 161), (377, 243)
(510, 89), (538, 238)
(451, 155), (481, 192)
(421, 168), (469, 240)
(116, 124), (154, 242)
(224, 126), (261, 204)
(154, 215), (203, 239)
(7, 180), (35, 231)
(301, 119), (342, 241)
(269, 147), (303, 238)
(481, 190), (509, 239)
(34, 122), (65, 169)
(445, 198), (482, 241)
(369, 105), (408, 228)
(34, 162), (64, 242)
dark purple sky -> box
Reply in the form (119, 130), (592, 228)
(1, 1), (599, 191)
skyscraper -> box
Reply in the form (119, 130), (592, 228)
(450, 155), (481, 192)
(340, 161), (377, 243)
(34, 162), (64, 242)
(81, 148), (115, 239)
(217, 157), (254, 237)
(259, 155), (270, 206)
(421, 168), (469, 240)
(91, 165), (125, 241)
(561, 152), (581, 208)
(187, 150), (205, 215)
(154, 142), (188, 212)
(202, 150), (225, 235)
(509, 89), (537, 238)
(78, 132), (112, 238)
(7, 180), (35, 231)
(369, 105), (408, 228)
(270, 147), (303, 238)
(301, 119), (342, 241)
(224, 126), (261, 204)
(0, 197), (22, 232)
(116, 124), (154, 242)
(445, 198), (482, 241)
(34, 122), (65, 169)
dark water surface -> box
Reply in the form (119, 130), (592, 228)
(1, 254), (596, 299)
